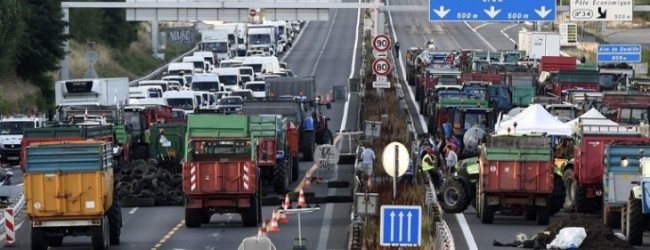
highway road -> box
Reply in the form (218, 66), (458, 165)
(4, 1), (362, 249)
(387, 0), (650, 249)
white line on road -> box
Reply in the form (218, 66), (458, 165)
(17, 183), (23, 186)
(386, 0), (428, 134)
(280, 21), (311, 62)
(129, 207), (138, 214)
(339, 0), (361, 133)
(455, 213), (479, 250)
(311, 9), (340, 75)
(472, 22), (492, 31)
(500, 23), (519, 44)
(464, 21), (497, 52)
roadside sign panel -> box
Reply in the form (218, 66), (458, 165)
(373, 34), (391, 52)
(372, 81), (390, 89)
(428, 0), (556, 21)
(372, 58), (391, 76)
(381, 142), (409, 177)
(570, 0), (632, 21)
(597, 44), (642, 63)
(380, 205), (422, 246)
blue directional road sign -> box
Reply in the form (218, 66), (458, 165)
(597, 44), (642, 63)
(380, 205), (422, 246)
(429, 0), (556, 22)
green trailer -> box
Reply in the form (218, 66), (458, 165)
(249, 115), (297, 194)
(148, 123), (187, 173)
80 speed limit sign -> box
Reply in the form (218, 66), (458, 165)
(372, 58), (391, 76)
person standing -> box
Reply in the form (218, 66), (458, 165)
(444, 145), (458, 176)
(421, 148), (441, 187)
(394, 41), (400, 58)
(361, 146), (376, 178)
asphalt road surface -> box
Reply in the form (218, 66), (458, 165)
(4, 2), (362, 248)
(387, 0), (650, 249)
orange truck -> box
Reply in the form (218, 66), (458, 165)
(24, 141), (122, 250)
(182, 114), (262, 228)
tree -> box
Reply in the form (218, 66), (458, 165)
(102, 7), (139, 49)
(15, 0), (68, 103)
(0, 0), (27, 76)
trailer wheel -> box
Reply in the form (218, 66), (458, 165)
(301, 131), (315, 161)
(439, 178), (471, 213)
(201, 212), (212, 224)
(185, 208), (203, 228)
(31, 226), (48, 250)
(108, 193), (122, 245)
(479, 193), (494, 224)
(273, 161), (288, 194)
(627, 197), (644, 246)
(549, 174), (565, 215)
(47, 236), (64, 246)
(292, 156), (300, 182)
(241, 195), (259, 227)
(524, 210), (537, 221)
(91, 215), (109, 250)
(536, 205), (550, 225)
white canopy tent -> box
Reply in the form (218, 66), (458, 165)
(565, 108), (618, 127)
(495, 104), (572, 136)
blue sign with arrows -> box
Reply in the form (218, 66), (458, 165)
(597, 44), (642, 63)
(429, 0), (557, 22)
(380, 205), (422, 246)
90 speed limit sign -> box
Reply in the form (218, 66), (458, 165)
(372, 58), (392, 76)
(372, 34), (391, 52)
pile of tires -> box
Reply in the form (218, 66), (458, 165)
(115, 160), (184, 207)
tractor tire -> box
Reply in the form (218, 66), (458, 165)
(549, 174), (565, 215)
(562, 170), (576, 212)
(273, 161), (289, 194)
(31, 225), (48, 250)
(241, 195), (259, 227)
(185, 208), (203, 228)
(108, 193), (122, 245)
(524, 210), (537, 221)
(574, 182), (592, 213)
(536, 205), (550, 225)
(133, 145), (149, 161)
(292, 157), (300, 182)
(47, 236), (64, 247)
(627, 197), (644, 246)
(323, 129), (334, 145)
(301, 131), (315, 161)
(90, 215), (109, 250)
(479, 193), (494, 224)
(439, 178), (472, 213)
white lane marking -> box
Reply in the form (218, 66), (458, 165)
(17, 183), (23, 186)
(455, 213), (479, 250)
(280, 21), (311, 62)
(472, 22), (492, 31)
(463, 21), (497, 52)
(386, 0), (428, 134)
(339, 0), (361, 133)
(311, 9), (340, 75)
(387, 1), (478, 249)
(129, 207), (138, 214)
(500, 23), (519, 44)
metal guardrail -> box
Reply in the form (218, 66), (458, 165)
(128, 45), (198, 86)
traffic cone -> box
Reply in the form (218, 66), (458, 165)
(278, 209), (289, 224)
(303, 173), (312, 190)
(297, 189), (309, 208)
(267, 210), (281, 232)
(283, 193), (293, 210)
(257, 225), (267, 237)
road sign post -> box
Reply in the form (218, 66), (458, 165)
(382, 142), (409, 199)
(597, 44), (642, 63)
(249, 8), (257, 17)
(428, 0), (556, 21)
(379, 205), (422, 247)
(570, 0), (632, 21)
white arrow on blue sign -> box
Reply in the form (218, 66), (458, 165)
(379, 205), (422, 246)
(429, 0), (556, 22)
(597, 44), (642, 63)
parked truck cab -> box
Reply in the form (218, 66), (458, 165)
(0, 115), (45, 165)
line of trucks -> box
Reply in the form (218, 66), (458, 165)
(405, 46), (650, 242)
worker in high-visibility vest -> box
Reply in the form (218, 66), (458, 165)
(420, 147), (440, 187)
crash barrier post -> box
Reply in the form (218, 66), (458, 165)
(1, 194), (25, 247)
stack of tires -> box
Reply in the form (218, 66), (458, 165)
(115, 160), (184, 207)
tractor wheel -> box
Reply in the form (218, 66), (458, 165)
(292, 156), (300, 182)
(241, 195), (259, 227)
(439, 178), (471, 213)
(627, 197), (644, 246)
(323, 129), (334, 145)
(301, 131), (315, 161)
(90, 215), (109, 250)
(108, 193), (122, 245)
(549, 174), (565, 215)
(562, 170), (576, 212)
(273, 161), (288, 194)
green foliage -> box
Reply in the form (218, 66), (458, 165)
(164, 42), (193, 62)
(15, 0), (67, 107)
(69, 0), (139, 49)
(0, 0), (27, 76)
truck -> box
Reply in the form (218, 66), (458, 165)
(562, 124), (650, 213)
(148, 123), (187, 173)
(249, 115), (298, 193)
(115, 104), (175, 161)
(183, 114), (261, 228)
(544, 69), (602, 98)
(55, 78), (130, 109)
(477, 132), (555, 225)
(517, 31), (561, 60)
(509, 72), (537, 107)
(622, 152), (650, 245)
(199, 29), (231, 62)
(0, 114), (46, 165)
(247, 24), (277, 57)
(24, 140), (122, 250)
(602, 143), (650, 229)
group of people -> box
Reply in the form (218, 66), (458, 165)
(355, 133), (461, 189)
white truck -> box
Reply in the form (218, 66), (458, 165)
(54, 77), (130, 123)
(518, 31), (560, 60)
(247, 24), (277, 57)
(0, 115), (46, 164)
(163, 90), (201, 115)
(199, 29), (231, 62)
(182, 55), (207, 73)
(128, 86), (166, 105)
(212, 24), (241, 58)
(265, 20), (289, 54)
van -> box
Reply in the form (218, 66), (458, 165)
(138, 80), (173, 92)
(238, 66), (254, 79)
(241, 56), (280, 80)
(163, 90), (200, 114)
(193, 51), (216, 66)
(167, 62), (194, 75)
(244, 81), (266, 98)
(182, 56), (207, 73)
(162, 75), (188, 88)
(212, 67), (242, 91)
(190, 73), (224, 92)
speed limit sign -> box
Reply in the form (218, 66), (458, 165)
(372, 58), (391, 76)
(372, 34), (391, 52)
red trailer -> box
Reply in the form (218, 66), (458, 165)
(538, 56), (577, 72)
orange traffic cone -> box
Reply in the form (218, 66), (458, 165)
(257, 225), (267, 237)
(283, 193), (293, 210)
(297, 189), (309, 208)
(278, 209), (289, 224)
(267, 210), (281, 232)
(303, 173), (312, 190)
